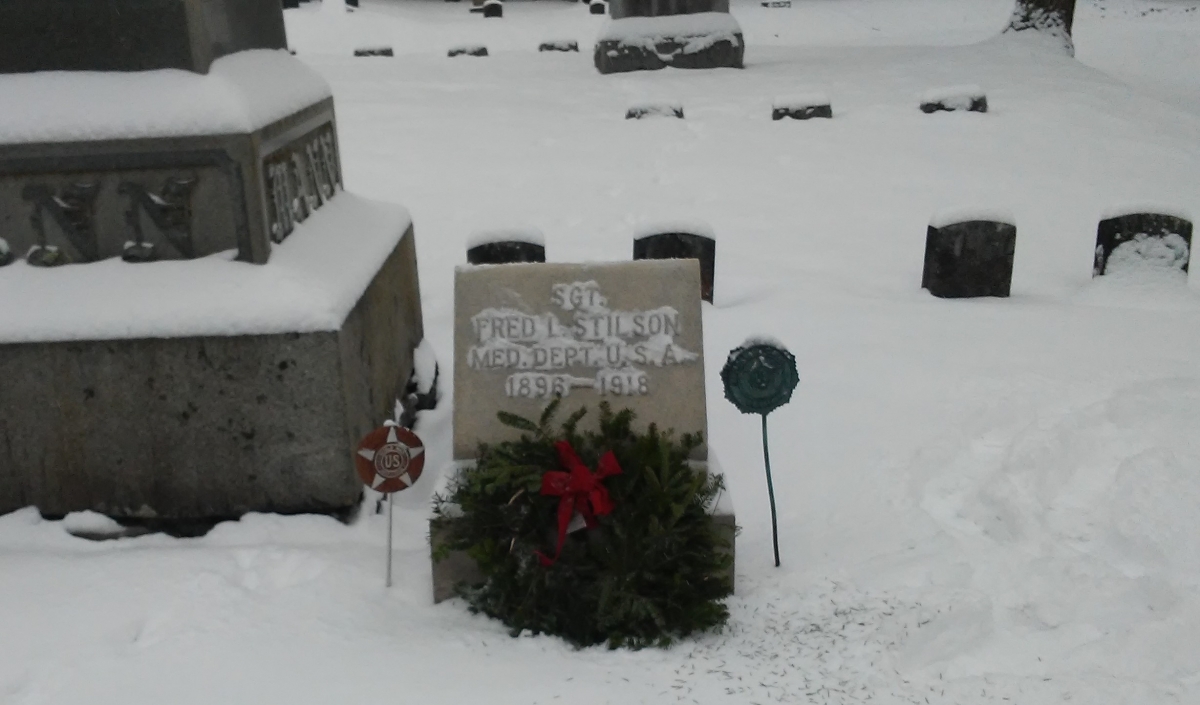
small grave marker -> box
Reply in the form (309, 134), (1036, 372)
(467, 232), (546, 265)
(539, 40), (580, 52)
(721, 340), (798, 568)
(922, 213), (1017, 298)
(772, 94), (833, 120)
(762, 0), (792, 6)
(633, 229), (716, 302)
(626, 103), (684, 119)
(590, 1), (607, 13)
(356, 424), (426, 587)
(483, 0), (503, 17)
(354, 46), (394, 57)
(921, 84), (987, 113)
(1093, 212), (1192, 277)
(448, 45), (489, 57)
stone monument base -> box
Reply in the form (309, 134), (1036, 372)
(0, 195), (423, 521)
(594, 13), (744, 74)
(430, 455), (737, 603)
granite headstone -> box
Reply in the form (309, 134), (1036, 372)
(452, 259), (708, 458)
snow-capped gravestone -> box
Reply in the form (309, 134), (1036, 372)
(0, 0), (424, 523)
(467, 230), (546, 265)
(433, 259), (733, 601)
(922, 212), (1017, 298)
(594, 2), (744, 74)
(920, 85), (988, 114)
(633, 228), (716, 302)
(1093, 212), (1192, 277)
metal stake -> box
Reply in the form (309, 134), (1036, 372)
(761, 413), (780, 567)
(385, 492), (394, 587)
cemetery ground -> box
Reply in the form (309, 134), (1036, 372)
(3, 0), (1200, 702)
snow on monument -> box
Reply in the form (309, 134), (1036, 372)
(0, 0), (424, 523)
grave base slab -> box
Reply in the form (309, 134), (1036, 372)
(0, 201), (423, 522)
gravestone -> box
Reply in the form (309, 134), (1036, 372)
(448, 45), (489, 57)
(467, 240), (546, 265)
(0, 0), (424, 523)
(354, 46), (395, 57)
(539, 40), (580, 53)
(922, 217), (1017, 298)
(594, 1), (743, 74)
(625, 103), (685, 119)
(431, 259), (735, 601)
(773, 94), (833, 120)
(483, 0), (503, 17)
(920, 85), (988, 114)
(633, 230), (716, 302)
(1093, 212), (1192, 277)
(590, 1), (608, 14)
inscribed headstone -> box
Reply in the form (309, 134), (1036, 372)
(453, 260), (707, 459)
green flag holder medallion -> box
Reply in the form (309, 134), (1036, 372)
(720, 340), (798, 567)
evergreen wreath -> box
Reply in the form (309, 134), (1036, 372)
(432, 400), (734, 649)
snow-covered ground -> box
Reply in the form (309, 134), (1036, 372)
(3, 0), (1200, 702)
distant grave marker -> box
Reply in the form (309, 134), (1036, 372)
(922, 213), (1017, 298)
(467, 230), (546, 265)
(539, 40), (580, 52)
(921, 85), (988, 114)
(626, 103), (684, 119)
(483, 0), (503, 17)
(449, 44), (489, 57)
(354, 46), (395, 57)
(1093, 212), (1192, 277)
(773, 94), (832, 120)
(633, 229), (716, 302)
(590, 1), (608, 13)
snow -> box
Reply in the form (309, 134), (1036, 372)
(0, 193), (410, 343)
(738, 334), (789, 350)
(1098, 204), (1194, 222)
(634, 220), (716, 240)
(4, 0), (1200, 703)
(61, 511), (125, 538)
(466, 226), (546, 249)
(773, 92), (831, 109)
(597, 12), (744, 43)
(929, 206), (1017, 228)
(0, 50), (332, 144)
(1105, 233), (1191, 274)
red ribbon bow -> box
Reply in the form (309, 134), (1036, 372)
(535, 441), (622, 567)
